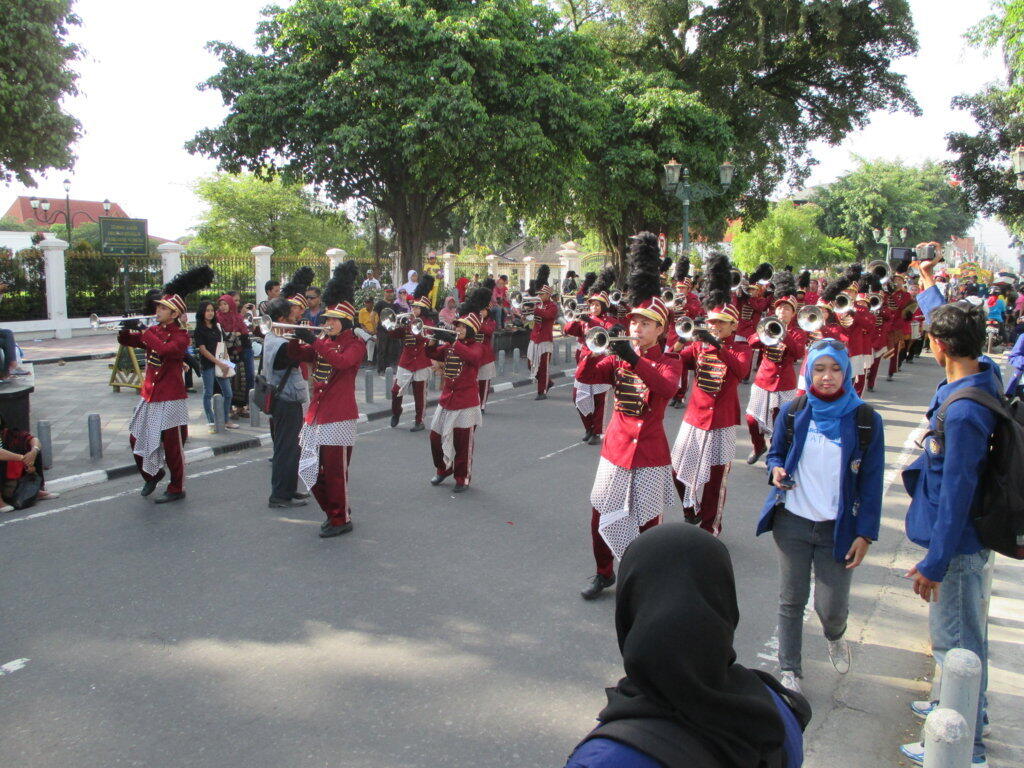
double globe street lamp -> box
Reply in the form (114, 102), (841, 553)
(662, 158), (736, 256)
(28, 178), (112, 243)
(870, 225), (909, 260)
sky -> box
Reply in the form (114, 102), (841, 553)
(2, 0), (1015, 263)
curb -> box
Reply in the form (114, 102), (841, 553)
(44, 367), (574, 494)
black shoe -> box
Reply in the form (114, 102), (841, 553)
(430, 474), (448, 486)
(669, 397), (683, 409)
(410, 422), (425, 432)
(292, 492), (310, 500)
(452, 484), (468, 493)
(535, 393), (547, 401)
(319, 521), (353, 538)
(140, 477), (160, 497)
(581, 431), (593, 443)
(867, 385), (875, 393)
(886, 374), (893, 381)
(390, 413), (400, 428)
(746, 449), (765, 465)
(269, 497), (308, 508)
(587, 434), (602, 446)
(684, 514), (701, 526)
(581, 573), (615, 600)
(154, 491), (186, 504)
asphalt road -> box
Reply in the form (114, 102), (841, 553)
(0, 359), (942, 768)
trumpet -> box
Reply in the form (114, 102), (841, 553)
(797, 305), (825, 333)
(756, 317), (786, 347)
(675, 315), (705, 342)
(563, 307), (589, 323)
(511, 291), (545, 311)
(867, 259), (890, 285)
(868, 294), (884, 313)
(585, 326), (642, 355)
(379, 308), (413, 332)
(89, 313), (157, 330)
(757, 264), (774, 286)
(832, 293), (853, 315)
(257, 314), (328, 338)
(730, 269), (744, 291)
(409, 318), (453, 338)
(609, 290), (625, 307)
(661, 289), (675, 303)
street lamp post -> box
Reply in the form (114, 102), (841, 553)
(1011, 145), (1024, 190)
(29, 180), (112, 243)
(870, 224), (909, 260)
(662, 159), (735, 257)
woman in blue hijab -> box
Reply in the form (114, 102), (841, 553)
(755, 341), (885, 695)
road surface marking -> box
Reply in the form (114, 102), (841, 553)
(0, 658), (29, 676)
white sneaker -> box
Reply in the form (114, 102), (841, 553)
(826, 636), (851, 674)
(780, 670), (802, 694)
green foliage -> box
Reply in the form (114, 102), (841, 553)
(0, 247), (47, 319)
(187, 0), (605, 276)
(190, 173), (355, 258)
(0, 1), (81, 185)
(729, 201), (854, 271)
(812, 158), (974, 257)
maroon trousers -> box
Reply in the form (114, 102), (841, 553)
(392, 380), (426, 425)
(130, 426), (187, 494)
(312, 445), (353, 526)
(745, 407), (779, 457)
(674, 462), (730, 536)
(888, 342), (902, 376)
(573, 390), (607, 435)
(528, 352), (553, 395)
(853, 374), (866, 396)
(430, 426), (476, 486)
(867, 354), (883, 389)
(591, 508), (660, 577)
(478, 379), (491, 410)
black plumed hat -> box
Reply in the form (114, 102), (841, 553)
(579, 271), (597, 295)
(413, 274), (435, 302)
(750, 262), (773, 284)
(281, 266), (316, 299)
(773, 270), (797, 299)
(822, 276), (851, 302)
(702, 253), (732, 312)
(322, 260), (357, 307)
(797, 270), (811, 290)
(163, 265), (214, 299)
(592, 266), (617, 295)
(626, 232), (662, 308)
(673, 257), (690, 283)
(459, 286), (492, 317)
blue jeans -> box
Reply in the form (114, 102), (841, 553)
(929, 549), (990, 759)
(201, 366), (233, 424)
(242, 346), (255, 394)
(0, 328), (16, 371)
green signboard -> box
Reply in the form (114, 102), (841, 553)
(99, 217), (148, 256)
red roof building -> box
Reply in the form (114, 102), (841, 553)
(3, 196), (130, 227)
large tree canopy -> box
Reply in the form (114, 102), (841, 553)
(187, 0), (604, 276)
(0, 0), (81, 185)
(812, 158), (974, 257)
(729, 201), (855, 271)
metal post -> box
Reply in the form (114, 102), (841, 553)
(681, 169), (691, 256)
(923, 708), (972, 768)
(512, 347), (521, 375)
(212, 394), (225, 433)
(249, 389), (261, 427)
(87, 414), (102, 460)
(384, 368), (394, 398)
(498, 349), (506, 376)
(37, 420), (53, 470)
(364, 370), (374, 403)
(937, 648), (982, 743)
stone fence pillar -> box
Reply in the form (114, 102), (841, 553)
(326, 248), (347, 273)
(252, 245), (273, 303)
(39, 238), (71, 339)
(157, 242), (184, 286)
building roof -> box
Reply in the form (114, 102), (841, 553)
(3, 196), (130, 226)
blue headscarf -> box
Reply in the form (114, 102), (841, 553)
(804, 342), (864, 440)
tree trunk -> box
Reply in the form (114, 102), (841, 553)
(372, 210), (382, 274)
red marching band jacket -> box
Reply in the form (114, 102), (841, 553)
(732, 293), (769, 341)
(678, 336), (754, 430)
(888, 289), (914, 335)
(836, 307), (874, 357)
(663, 295), (705, 351)
(118, 324), (190, 403)
(563, 313), (617, 381)
(576, 345), (682, 469)
(287, 331), (366, 424)
(750, 325), (808, 392)
(872, 305), (894, 351)
(529, 299), (558, 343)
(389, 326), (432, 372)
(426, 338), (485, 410)
(476, 317), (497, 366)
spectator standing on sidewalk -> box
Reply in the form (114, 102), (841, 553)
(216, 294), (251, 420)
(193, 301), (238, 432)
(757, 341), (884, 694)
(303, 287), (324, 326)
(899, 257), (996, 768)
(361, 269), (381, 291)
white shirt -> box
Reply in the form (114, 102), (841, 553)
(785, 419), (842, 522)
(361, 278), (381, 290)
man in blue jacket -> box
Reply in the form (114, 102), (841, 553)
(900, 258), (994, 768)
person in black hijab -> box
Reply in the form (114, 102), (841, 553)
(566, 524), (810, 768)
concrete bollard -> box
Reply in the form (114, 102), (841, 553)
(937, 648), (982, 743)
(498, 349), (506, 376)
(87, 414), (102, 460)
(384, 368), (394, 399)
(364, 370), (374, 403)
(212, 394), (225, 433)
(249, 388), (261, 427)
(923, 707), (972, 768)
(512, 347), (521, 376)
(36, 420), (53, 470)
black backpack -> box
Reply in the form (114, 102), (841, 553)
(783, 395), (877, 455)
(934, 387), (1024, 560)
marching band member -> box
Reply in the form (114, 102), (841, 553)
(426, 288), (490, 492)
(886, 273), (915, 380)
(560, 271), (596, 359)
(666, 258), (705, 408)
(866, 278), (894, 392)
(578, 233), (682, 600)
(734, 263), (772, 345)
(119, 266), (214, 504)
(477, 279), (498, 413)
(564, 267), (618, 444)
(672, 253), (753, 536)
(797, 270), (818, 305)
(389, 275), (435, 432)
(527, 264), (558, 400)
(287, 261), (366, 538)
(848, 274), (878, 395)
(745, 272), (808, 465)
(904, 275), (925, 364)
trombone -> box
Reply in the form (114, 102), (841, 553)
(797, 305), (825, 333)
(89, 313), (157, 330)
(379, 308), (413, 332)
(756, 317), (786, 347)
(257, 314), (328, 338)
(584, 326), (642, 355)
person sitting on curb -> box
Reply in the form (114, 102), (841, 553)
(0, 414), (59, 512)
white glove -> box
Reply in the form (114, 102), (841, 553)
(354, 328), (372, 342)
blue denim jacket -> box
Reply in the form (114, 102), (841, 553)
(756, 401), (885, 563)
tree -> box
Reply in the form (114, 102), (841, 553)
(812, 159), (974, 257)
(187, 0), (605, 277)
(189, 173), (356, 258)
(0, 1), (81, 185)
(728, 201), (855, 271)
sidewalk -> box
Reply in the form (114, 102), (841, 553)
(18, 334), (118, 364)
(27, 339), (578, 493)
